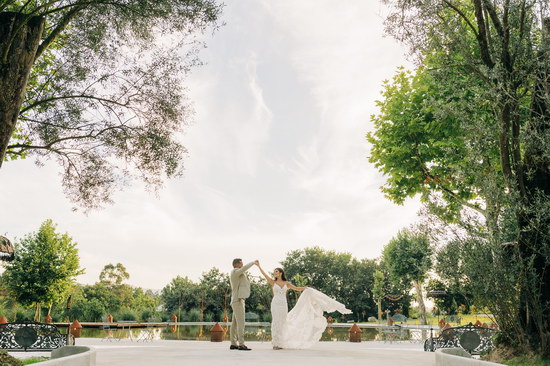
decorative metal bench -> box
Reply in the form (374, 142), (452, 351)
(424, 322), (496, 355)
(0, 321), (69, 351)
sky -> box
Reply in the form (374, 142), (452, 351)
(0, 0), (420, 290)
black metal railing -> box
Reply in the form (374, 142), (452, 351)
(0, 321), (67, 351)
(424, 322), (496, 354)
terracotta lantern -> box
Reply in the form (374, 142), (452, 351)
(44, 315), (52, 324)
(70, 320), (83, 338)
(349, 323), (362, 343)
(0, 316), (8, 324)
(170, 315), (178, 323)
(210, 322), (224, 342)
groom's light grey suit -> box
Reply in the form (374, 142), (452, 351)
(230, 261), (255, 346)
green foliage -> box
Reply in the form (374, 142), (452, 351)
(2, 0), (223, 210)
(188, 308), (201, 322)
(382, 229), (432, 285)
(116, 309), (137, 322)
(372, 270), (385, 303)
(66, 298), (106, 322)
(99, 263), (130, 286)
(380, 0), (550, 354)
(160, 276), (198, 317)
(0, 351), (23, 366)
(280, 247), (377, 321)
(2, 220), (84, 315)
(368, 64), (503, 225)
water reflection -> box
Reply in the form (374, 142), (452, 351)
(68, 325), (422, 342)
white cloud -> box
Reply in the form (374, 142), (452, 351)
(0, 0), (420, 289)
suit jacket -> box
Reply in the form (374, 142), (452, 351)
(230, 262), (255, 303)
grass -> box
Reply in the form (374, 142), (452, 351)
(372, 314), (495, 326)
(21, 357), (49, 365)
(501, 356), (550, 366)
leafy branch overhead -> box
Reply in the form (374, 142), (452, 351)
(0, 0), (223, 210)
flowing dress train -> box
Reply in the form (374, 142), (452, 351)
(270, 286), (352, 349)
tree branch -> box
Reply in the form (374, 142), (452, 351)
(481, 0), (505, 37)
(412, 142), (486, 216)
(7, 125), (128, 153)
(472, 0), (495, 68)
(442, 0), (479, 37)
(20, 94), (132, 114)
(34, 2), (88, 62)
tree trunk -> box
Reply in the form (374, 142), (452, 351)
(377, 299), (382, 323)
(34, 302), (41, 322)
(0, 12), (44, 167)
(413, 280), (427, 325)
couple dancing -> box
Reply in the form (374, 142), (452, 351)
(230, 258), (351, 351)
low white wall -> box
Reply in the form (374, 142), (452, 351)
(436, 348), (504, 366)
(35, 346), (95, 366)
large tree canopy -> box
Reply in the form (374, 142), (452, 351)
(0, 0), (222, 209)
(2, 219), (84, 320)
(382, 228), (432, 325)
(376, 0), (549, 354)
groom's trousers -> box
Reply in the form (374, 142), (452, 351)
(230, 299), (246, 345)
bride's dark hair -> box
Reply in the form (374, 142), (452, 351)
(274, 267), (287, 281)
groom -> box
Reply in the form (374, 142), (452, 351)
(229, 258), (257, 351)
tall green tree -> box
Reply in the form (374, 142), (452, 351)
(99, 263), (130, 286)
(195, 268), (230, 321)
(377, 0), (550, 353)
(3, 219), (84, 320)
(160, 276), (197, 320)
(382, 228), (432, 325)
(0, 0), (222, 209)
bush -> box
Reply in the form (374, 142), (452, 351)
(0, 351), (23, 366)
(204, 312), (214, 322)
(65, 298), (106, 322)
(188, 309), (201, 322)
(117, 309), (137, 321)
(140, 310), (156, 322)
(261, 312), (272, 322)
(14, 310), (32, 322)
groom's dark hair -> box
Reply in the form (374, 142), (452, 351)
(232, 258), (242, 267)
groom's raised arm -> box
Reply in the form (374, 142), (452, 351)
(233, 261), (255, 275)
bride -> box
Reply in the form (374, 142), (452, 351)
(257, 261), (352, 350)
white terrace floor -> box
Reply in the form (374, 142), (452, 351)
(13, 338), (436, 366)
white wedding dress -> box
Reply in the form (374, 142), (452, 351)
(270, 286), (352, 349)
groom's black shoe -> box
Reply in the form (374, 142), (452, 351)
(238, 345), (252, 351)
(229, 345), (239, 350)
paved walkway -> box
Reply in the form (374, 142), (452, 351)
(71, 338), (435, 366)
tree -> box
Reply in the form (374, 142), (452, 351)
(382, 228), (432, 325)
(160, 276), (197, 320)
(377, 0), (550, 353)
(99, 263), (130, 286)
(0, 0), (222, 209)
(3, 219), (84, 320)
(280, 247), (377, 321)
(197, 268), (230, 321)
(368, 65), (505, 230)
